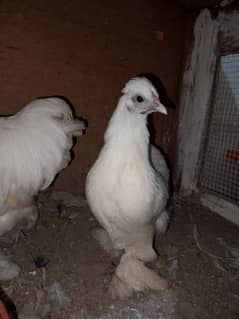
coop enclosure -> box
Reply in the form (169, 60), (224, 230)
(178, 9), (239, 226)
(199, 54), (239, 206)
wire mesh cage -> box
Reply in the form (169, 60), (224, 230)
(198, 54), (239, 205)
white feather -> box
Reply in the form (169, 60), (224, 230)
(86, 77), (169, 260)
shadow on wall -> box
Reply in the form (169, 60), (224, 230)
(138, 72), (175, 145)
(138, 73), (175, 110)
(138, 72), (175, 147)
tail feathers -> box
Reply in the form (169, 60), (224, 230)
(155, 210), (169, 235)
(150, 145), (169, 183)
(63, 119), (85, 137)
(109, 252), (168, 299)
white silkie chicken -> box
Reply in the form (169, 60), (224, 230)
(0, 97), (85, 238)
(86, 77), (169, 298)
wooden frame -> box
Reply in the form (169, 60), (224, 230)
(177, 9), (239, 226)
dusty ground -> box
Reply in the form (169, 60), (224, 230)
(0, 193), (239, 319)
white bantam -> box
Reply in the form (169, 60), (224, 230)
(86, 76), (170, 298)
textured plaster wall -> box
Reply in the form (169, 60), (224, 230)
(0, 0), (192, 192)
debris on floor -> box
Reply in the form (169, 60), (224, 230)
(217, 237), (239, 271)
(47, 281), (71, 312)
(18, 281), (71, 319)
(37, 191), (87, 220)
(0, 194), (238, 318)
(68, 291), (178, 319)
(193, 223), (239, 273)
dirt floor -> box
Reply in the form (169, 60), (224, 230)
(0, 193), (239, 319)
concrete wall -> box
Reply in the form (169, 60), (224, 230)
(0, 0), (192, 192)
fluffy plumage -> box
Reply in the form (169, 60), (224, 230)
(0, 97), (85, 236)
(86, 76), (169, 297)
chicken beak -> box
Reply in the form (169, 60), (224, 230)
(153, 99), (167, 115)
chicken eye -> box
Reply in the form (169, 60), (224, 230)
(136, 95), (144, 103)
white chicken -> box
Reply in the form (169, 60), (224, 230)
(86, 76), (169, 298)
(0, 97), (85, 238)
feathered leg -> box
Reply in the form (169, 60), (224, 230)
(109, 252), (168, 299)
(108, 223), (169, 298)
(0, 196), (38, 238)
(16, 202), (38, 231)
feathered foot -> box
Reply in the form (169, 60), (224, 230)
(91, 228), (122, 258)
(109, 252), (169, 299)
(0, 201), (38, 238)
(16, 203), (38, 231)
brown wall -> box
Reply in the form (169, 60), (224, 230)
(0, 0), (192, 192)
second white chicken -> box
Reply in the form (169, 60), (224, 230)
(0, 97), (85, 238)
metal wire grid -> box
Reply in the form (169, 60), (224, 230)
(198, 54), (239, 205)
